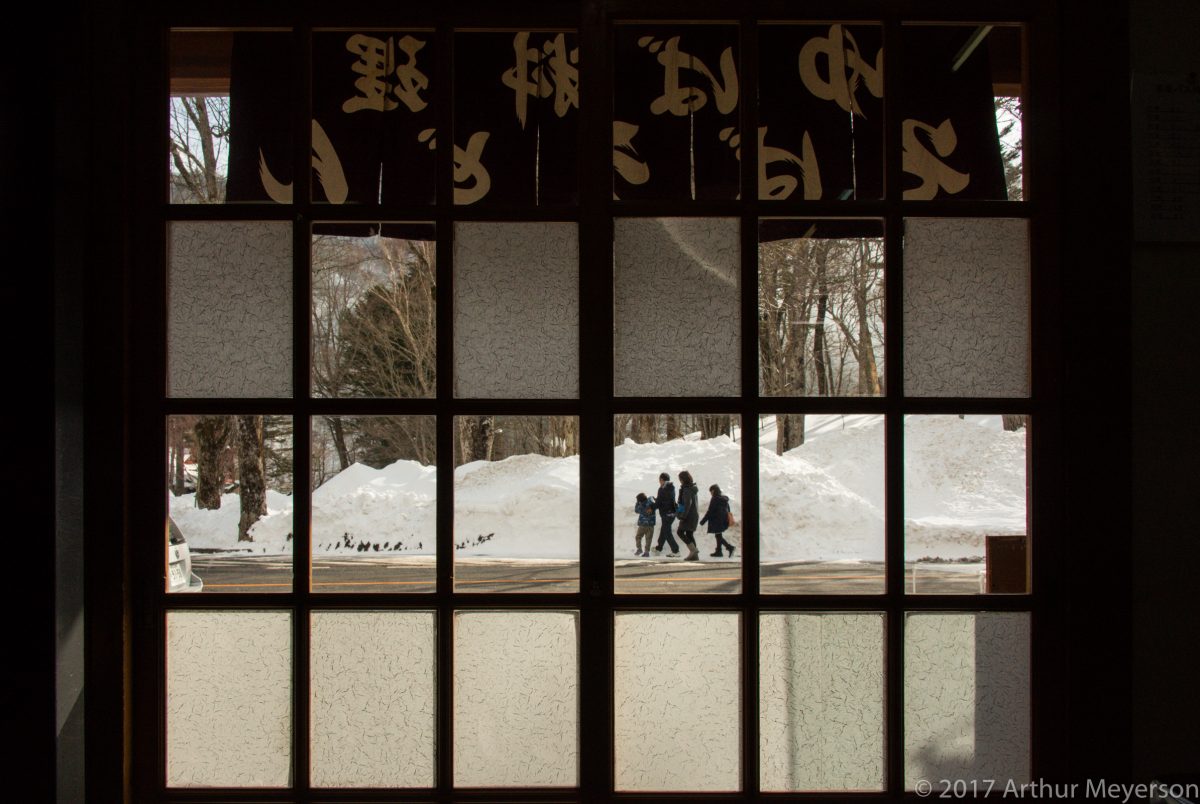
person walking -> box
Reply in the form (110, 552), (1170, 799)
(652, 472), (680, 556)
(676, 470), (701, 561)
(633, 492), (656, 557)
(699, 484), (735, 557)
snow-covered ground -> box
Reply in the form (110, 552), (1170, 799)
(169, 415), (1027, 561)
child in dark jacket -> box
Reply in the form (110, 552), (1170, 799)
(699, 484), (736, 558)
(633, 493), (657, 557)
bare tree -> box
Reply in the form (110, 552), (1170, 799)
(168, 96), (229, 203)
(236, 415), (267, 541)
(192, 416), (232, 509)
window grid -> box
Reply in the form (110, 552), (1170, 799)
(141, 3), (1050, 801)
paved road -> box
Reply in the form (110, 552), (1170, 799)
(190, 555), (987, 595)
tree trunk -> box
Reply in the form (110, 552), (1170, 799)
(236, 415), (267, 542)
(613, 414), (631, 446)
(326, 415), (351, 470)
(853, 239), (882, 395)
(193, 416), (231, 510)
(776, 413), (805, 455)
(459, 416), (496, 463)
(169, 417), (187, 496)
(665, 414), (683, 441)
(813, 246), (830, 396)
(698, 415), (730, 439)
(633, 414), (656, 444)
(1003, 414), (1028, 432)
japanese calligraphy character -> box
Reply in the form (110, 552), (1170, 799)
(501, 32), (542, 128)
(393, 35), (430, 113)
(454, 131), (492, 205)
(343, 35), (399, 113)
(613, 120), (650, 193)
(541, 34), (580, 118)
(798, 25), (883, 117)
(639, 35), (738, 116)
(260, 120), (349, 204)
(757, 126), (822, 201)
(502, 33), (580, 128)
(902, 118), (970, 200)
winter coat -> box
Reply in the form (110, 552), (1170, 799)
(656, 481), (677, 521)
(699, 494), (731, 534)
(635, 498), (657, 527)
(677, 482), (700, 529)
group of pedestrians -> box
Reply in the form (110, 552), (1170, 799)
(632, 471), (736, 561)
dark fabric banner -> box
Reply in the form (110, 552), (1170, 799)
(759, 25), (884, 201)
(899, 27), (1007, 200)
(455, 32), (579, 205)
(312, 31), (436, 205)
(613, 26), (741, 200)
(226, 32), (292, 203)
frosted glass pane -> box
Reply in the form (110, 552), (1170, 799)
(614, 612), (740, 791)
(903, 218), (1029, 397)
(760, 613), (884, 791)
(454, 222), (578, 397)
(905, 612), (1031, 788)
(614, 218), (740, 396)
(454, 611), (579, 786)
(311, 611), (435, 787)
(168, 221), (293, 397)
(166, 611), (292, 787)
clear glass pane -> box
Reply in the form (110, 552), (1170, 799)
(454, 222), (579, 398)
(613, 25), (740, 200)
(614, 612), (740, 791)
(900, 25), (1025, 201)
(311, 223), (436, 398)
(760, 613), (885, 791)
(904, 612), (1031, 788)
(166, 415), (293, 593)
(454, 611), (579, 787)
(903, 217), (1030, 397)
(759, 219), (885, 396)
(167, 221), (293, 398)
(614, 414), (741, 593)
(454, 32), (579, 205)
(759, 25), (883, 201)
(614, 217), (740, 396)
(169, 30), (293, 204)
(311, 611), (436, 787)
(454, 416), (579, 592)
(166, 610), (292, 787)
(311, 30), (436, 204)
(311, 416), (436, 593)
(760, 414), (885, 594)
(904, 414), (1029, 594)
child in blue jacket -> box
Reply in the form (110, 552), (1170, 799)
(633, 492), (657, 557)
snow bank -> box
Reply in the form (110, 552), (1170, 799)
(168, 415), (1026, 561)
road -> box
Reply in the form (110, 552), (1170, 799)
(190, 555), (987, 595)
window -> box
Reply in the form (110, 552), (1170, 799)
(140, 5), (1050, 800)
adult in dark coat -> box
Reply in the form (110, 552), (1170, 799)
(653, 472), (680, 556)
(676, 470), (701, 561)
(699, 484), (735, 557)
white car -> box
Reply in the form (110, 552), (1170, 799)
(168, 517), (204, 593)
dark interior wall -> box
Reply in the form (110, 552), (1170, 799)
(1130, 0), (1200, 780)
